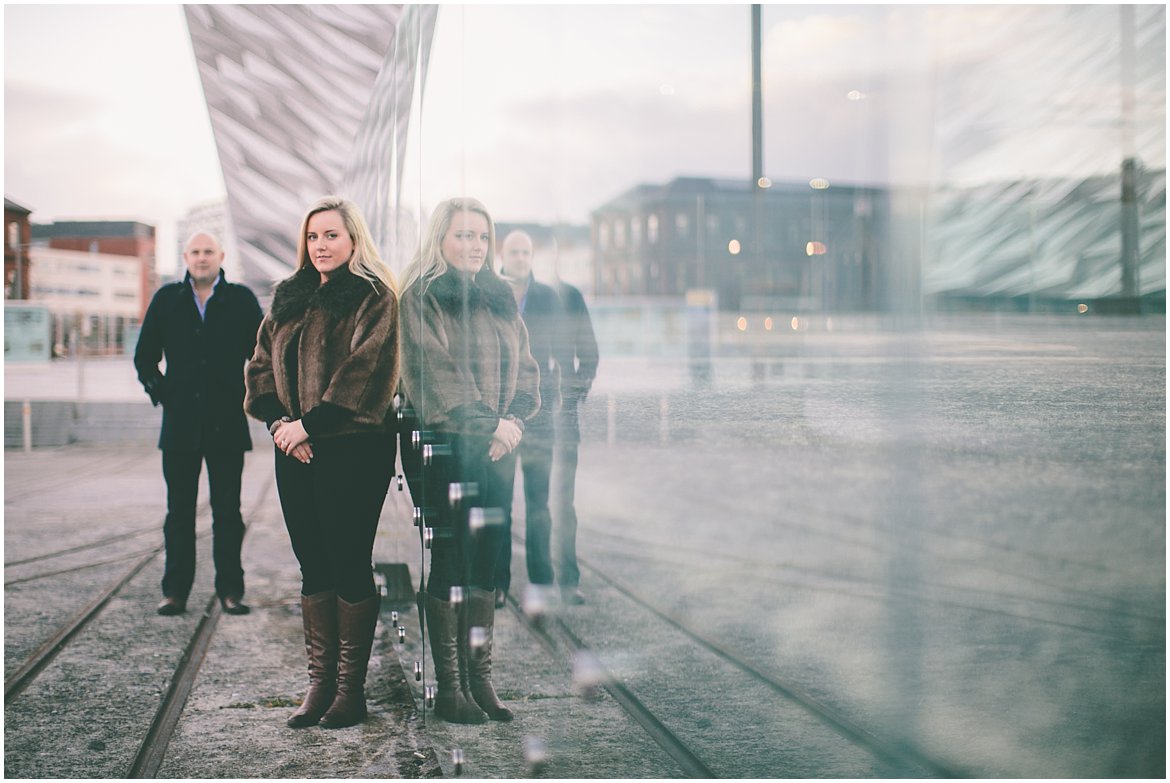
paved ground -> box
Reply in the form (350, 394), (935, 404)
(4, 313), (1166, 778)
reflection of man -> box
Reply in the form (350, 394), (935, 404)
(496, 230), (569, 606)
(135, 231), (263, 616)
(551, 278), (598, 604)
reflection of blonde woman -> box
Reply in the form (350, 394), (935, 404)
(245, 196), (399, 729)
(399, 197), (540, 723)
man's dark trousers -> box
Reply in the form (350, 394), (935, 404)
(496, 424), (556, 593)
(135, 269), (261, 604)
(161, 448), (246, 603)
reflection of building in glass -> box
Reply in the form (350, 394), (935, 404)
(920, 4), (1165, 312)
(591, 177), (888, 312)
(184, 4), (435, 290)
(594, 167), (1166, 313)
(925, 168), (1166, 311)
(593, 5), (1165, 314)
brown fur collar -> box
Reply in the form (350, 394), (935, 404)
(270, 266), (378, 323)
(427, 266), (517, 320)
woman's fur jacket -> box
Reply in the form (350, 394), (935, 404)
(244, 265), (399, 437)
(399, 265), (540, 437)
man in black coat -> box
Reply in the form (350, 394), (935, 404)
(135, 231), (263, 616)
(551, 278), (598, 604)
(495, 230), (573, 606)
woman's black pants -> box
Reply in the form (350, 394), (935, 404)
(417, 431), (511, 599)
(275, 432), (395, 602)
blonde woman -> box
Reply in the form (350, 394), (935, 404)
(399, 197), (540, 723)
(245, 196), (399, 729)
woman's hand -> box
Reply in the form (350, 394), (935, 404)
(489, 417), (523, 461)
(288, 442), (314, 464)
(274, 419), (312, 460)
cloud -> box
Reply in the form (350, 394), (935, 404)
(763, 13), (872, 78)
(4, 82), (104, 150)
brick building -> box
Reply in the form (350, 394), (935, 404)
(591, 177), (888, 312)
(4, 197), (33, 300)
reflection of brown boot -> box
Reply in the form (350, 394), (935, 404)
(467, 587), (513, 721)
(318, 595), (379, 729)
(425, 592), (486, 724)
(287, 591), (338, 728)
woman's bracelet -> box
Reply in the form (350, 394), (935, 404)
(268, 416), (292, 436)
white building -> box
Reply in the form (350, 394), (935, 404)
(29, 246), (141, 356)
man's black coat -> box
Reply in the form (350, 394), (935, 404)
(134, 270), (263, 452)
(519, 276), (573, 434)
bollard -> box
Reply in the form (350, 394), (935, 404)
(22, 400), (32, 452)
(451, 748), (465, 776)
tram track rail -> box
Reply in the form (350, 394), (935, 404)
(578, 526), (1164, 638)
(498, 528), (967, 778)
(5, 465), (274, 778)
(5, 543), (165, 588)
(4, 543), (163, 702)
(3, 450), (152, 505)
(128, 593), (222, 778)
(571, 554), (968, 777)
(504, 594), (715, 778)
(4, 524), (159, 569)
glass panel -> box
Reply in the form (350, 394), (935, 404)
(385, 4), (1163, 779)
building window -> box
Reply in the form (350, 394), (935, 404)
(614, 220), (626, 248)
(631, 218), (641, 246)
(675, 213), (689, 236)
(598, 221), (610, 250)
(647, 214), (659, 244)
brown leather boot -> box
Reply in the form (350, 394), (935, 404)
(318, 595), (379, 729)
(466, 587), (513, 721)
(287, 591), (339, 728)
(425, 592), (486, 724)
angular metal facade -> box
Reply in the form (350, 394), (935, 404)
(922, 4), (1166, 305)
(184, 4), (435, 292)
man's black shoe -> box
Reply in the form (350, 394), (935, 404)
(157, 597), (186, 616)
(220, 596), (251, 615)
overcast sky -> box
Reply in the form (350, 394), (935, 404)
(5, 4), (1162, 273)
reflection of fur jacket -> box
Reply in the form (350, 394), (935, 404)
(244, 265), (399, 437)
(399, 266), (540, 437)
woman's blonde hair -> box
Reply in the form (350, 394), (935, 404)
(401, 197), (495, 291)
(296, 195), (398, 295)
